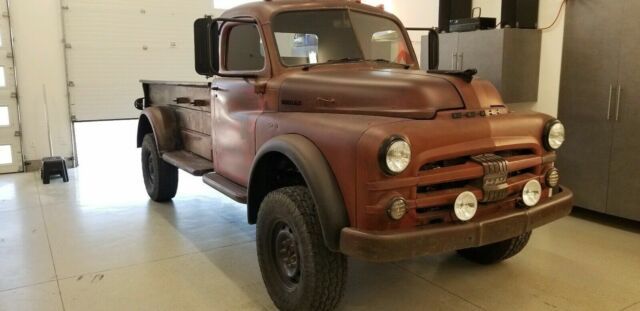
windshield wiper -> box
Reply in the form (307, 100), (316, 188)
(367, 59), (411, 69)
(302, 57), (364, 71)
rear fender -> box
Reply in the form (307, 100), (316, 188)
(136, 106), (181, 153)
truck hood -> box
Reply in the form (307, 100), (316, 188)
(278, 68), (464, 119)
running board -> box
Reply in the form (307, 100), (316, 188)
(203, 172), (248, 204)
(162, 150), (213, 176)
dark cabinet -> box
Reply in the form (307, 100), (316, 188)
(422, 29), (541, 103)
(558, 0), (640, 221)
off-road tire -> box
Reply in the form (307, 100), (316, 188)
(457, 231), (532, 265)
(256, 186), (347, 311)
(141, 134), (178, 202)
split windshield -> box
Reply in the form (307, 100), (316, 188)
(272, 10), (412, 67)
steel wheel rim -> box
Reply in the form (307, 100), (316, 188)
(272, 221), (300, 289)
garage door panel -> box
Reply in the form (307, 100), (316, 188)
(62, 0), (221, 121)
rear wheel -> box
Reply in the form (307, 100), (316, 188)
(457, 231), (532, 264)
(256, 186), (347, 311)
(141, 134), (178, 202)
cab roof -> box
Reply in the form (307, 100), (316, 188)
(220, 0), (400, 23)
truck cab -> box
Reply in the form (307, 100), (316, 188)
(134, 1), (573, 310)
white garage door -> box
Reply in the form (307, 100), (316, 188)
(61, 0), (222, 121)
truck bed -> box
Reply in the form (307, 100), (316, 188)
(142, 80), (213, 162)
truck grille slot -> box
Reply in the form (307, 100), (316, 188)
(420, 156), (469, 171)
(417, 180), (473, 193)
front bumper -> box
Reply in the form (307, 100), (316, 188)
(340, 186), (573, 262)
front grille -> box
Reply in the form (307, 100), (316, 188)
(415, 149), (540, 209)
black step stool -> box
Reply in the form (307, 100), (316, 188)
(41, 156), (69, 184)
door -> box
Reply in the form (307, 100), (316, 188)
(0, 0), (22, 174)
(437, 33), (459, 70)
(556, 0), (622, 212)
(213, 23), (267, 186)
(605, 0), (640, 221)
(60, 0), (218, 121)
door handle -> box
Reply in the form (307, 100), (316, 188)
(458, 53), (464, 70)
(211, 86), (226, 91)
(174, 97), (191, 104)
(607, 84), (613, 120)
(615, 85), (622, 121)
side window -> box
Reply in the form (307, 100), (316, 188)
(226, 24), (265, 71)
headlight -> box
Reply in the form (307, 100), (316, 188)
(522, 180), (542, 207)
(454, 191), (478, 221)
(379, 136), (411, 175)
(545, 168), (560, 187)
(387, 197), (408, 220)
(544, 120), (565, 150)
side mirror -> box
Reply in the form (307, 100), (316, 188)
(406, 27), (439, 70)
(194, 17), (219, 76)
(427, 29), (439, 70)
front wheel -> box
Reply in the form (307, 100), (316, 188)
(256, 186), (347, 311)
(141, 134), (178, 202)
(457, 231), (532, 264)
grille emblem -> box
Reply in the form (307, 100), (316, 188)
(471, 153), (509, 202)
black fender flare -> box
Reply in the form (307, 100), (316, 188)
(248, 134), (350, 251)
(136, 106), (181, 153)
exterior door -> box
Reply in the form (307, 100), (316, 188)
(437, 33), (459, 70)
(606, 0), (640, 221)
(213, 23), (267, 186)
(556, 0), (622, 212)
(0, 1), (22, 174)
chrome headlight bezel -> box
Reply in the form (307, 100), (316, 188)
(544, 119), (566, 151)
(378, 135), (411, 175)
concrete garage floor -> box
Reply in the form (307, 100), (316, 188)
(1, 120), (640, 311)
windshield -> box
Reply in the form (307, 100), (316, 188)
(272, 10), (412, 67)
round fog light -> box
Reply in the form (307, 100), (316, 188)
(545, 168), (560, 187)
(454, 191), (478, 221)
(522, 180), (542, 207)
(387, 197), (407, 220)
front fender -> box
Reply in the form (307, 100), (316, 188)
(136, 106), (181, 153)
(249, 134), (350, 251)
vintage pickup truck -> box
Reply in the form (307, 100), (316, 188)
(133, 1), (574, 310)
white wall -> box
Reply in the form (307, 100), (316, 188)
(535, 0), (566, 117)
(9, 0), (74, 166)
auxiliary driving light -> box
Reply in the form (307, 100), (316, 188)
(454, 191), (478, 221)
(545, 168), (560, 187)
(387, 197), (408, 220)
(522, 180), (542, 207)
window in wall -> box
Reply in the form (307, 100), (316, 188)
(0, 67), (5, 87)
(0, 145), (12, 165)
(0, 106), (9, 126)
(226, 24), (264, 71)
(213, 0), (259, 10)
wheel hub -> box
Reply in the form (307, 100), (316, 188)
(273, 222), (300, 287)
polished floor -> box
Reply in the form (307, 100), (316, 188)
(1, 120), (640, 311)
